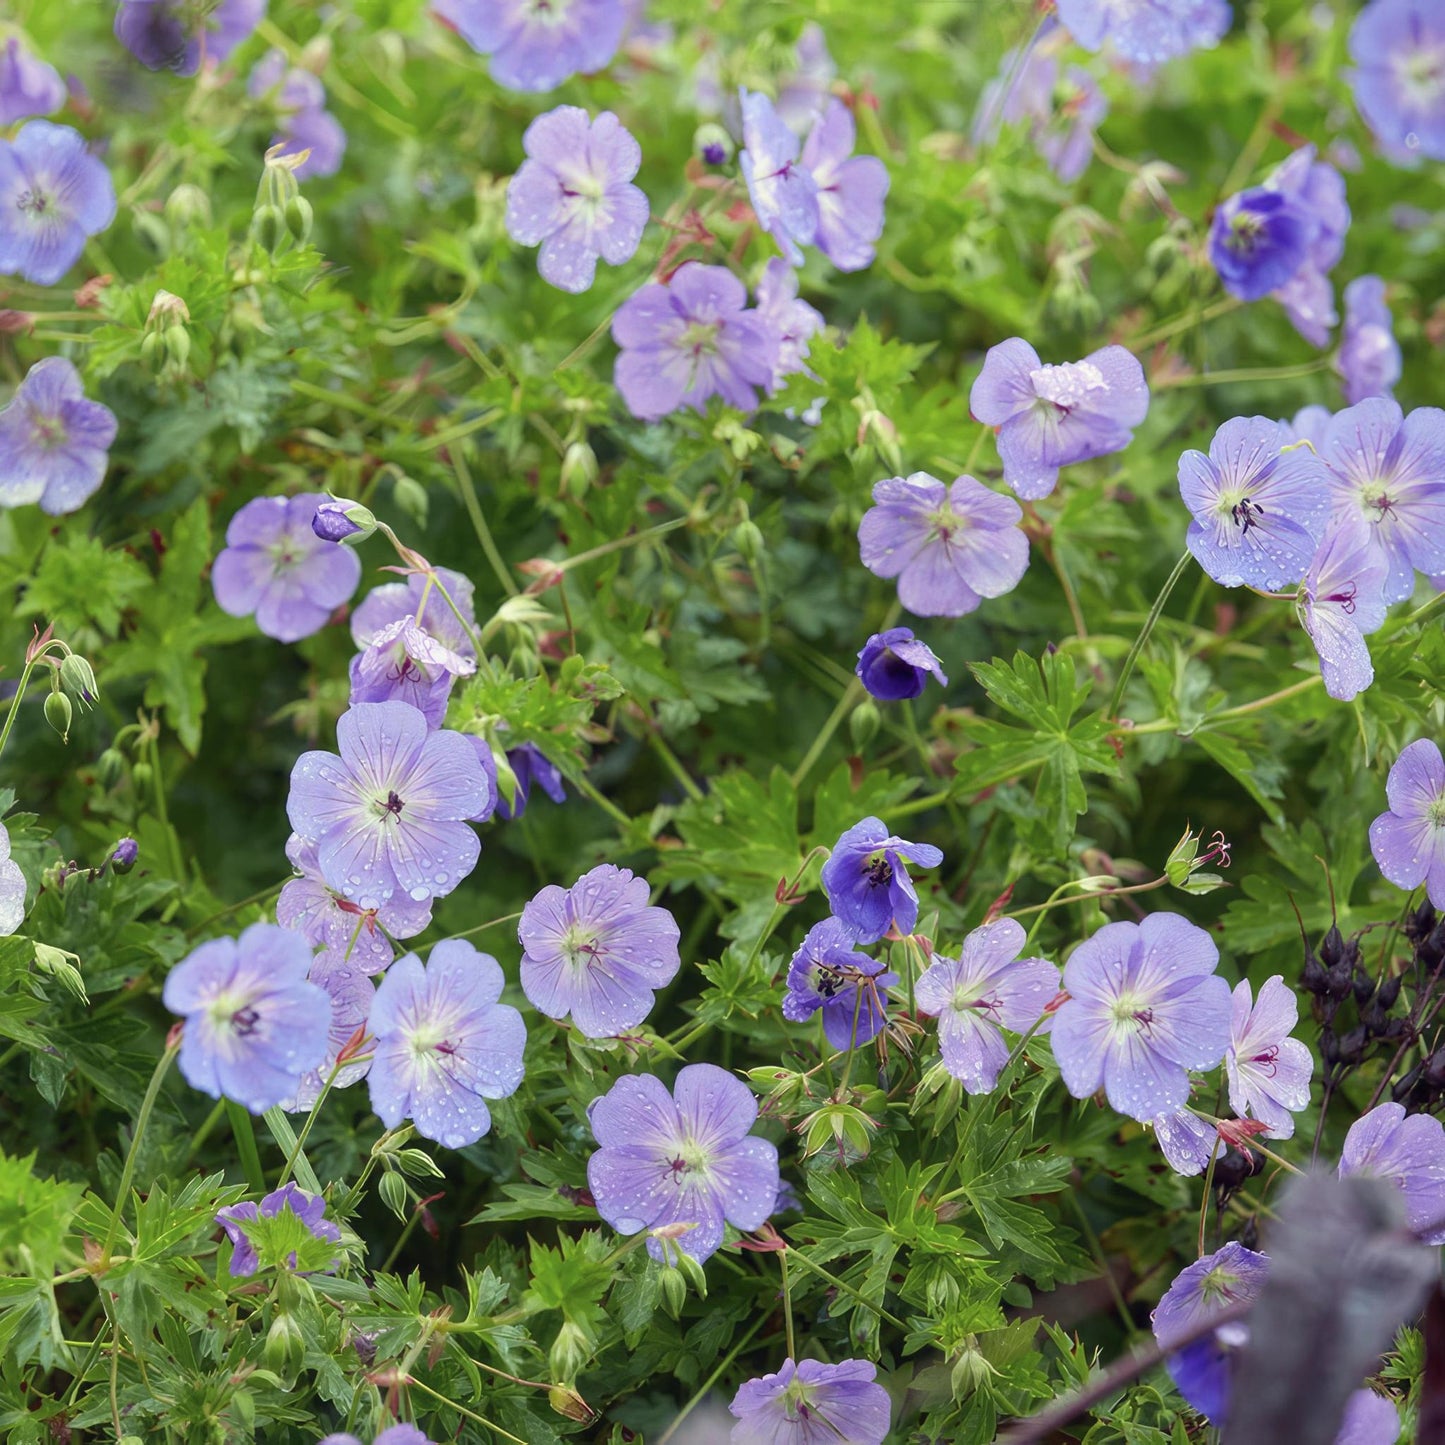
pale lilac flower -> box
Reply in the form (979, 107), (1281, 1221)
(776, 23), (835, 130)
(0, 120), (116, 287)
(782, 917), (896, 1050)
(518, 864), (680, 1037)
(351, 567), (477, 671)
(975, 42), (1107, 184)
(739, 88), (818, 266)
(1340, 276), (1402, 405)
(1369, 738), (1445, 909)
(1339, 1100), (1445, 1243)
(729, 1357), (891, 1445)
(969, 338), (1149, 500)
(114, 0), (265, 75)
(1284, 404), (1335, 452)
(1225, 976), (1313, 1139)
(216, 1182), (341, 1277)
(434, 0), (626, 93)
(755, 258), (824, 393)
(1177, 415), (1333, 589)
(857, 472), (1030, 618)
(321, 1430), (431, 1445)
(1056, 0), (1231, 63)
(1347, 0), (1445, 163)
(915, 919), (1059, 1095)
(612, 263), (776, 422)
(586, 1063), (779, 1263)
(212, 494), (362, 643)
(1297, 519), (1389, 701)
(820, 817), (943, 944)
(1316, 398), (1445, 603)
(285, 951), (375, 1111)
(1266, 146), (1350, 345)
(0, 358), (117, 515)
(163, 923), (331, 1113)
(0, 822), (27, 936)
(1335, 1392), (1401, 1445)
(1153, 1109), (1224, 1176)
(349, 617), (476, 729)
(368, 941), (526, 1150)
(854, 626), (947, 702)
(800, 99), (889, 272)
(505, 106), (648, 294)
(0, 38), (66, 124)
(286, 701), (488, 910)
(1051, 913), (1232, 1121)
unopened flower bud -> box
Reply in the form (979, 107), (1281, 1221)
(165, 183), (212, 230)
(96, 748), (126, 789)
(285, 195), (314, 244)
(130, 761), (153, 800)
(659, 1265), (686, 1319)
(951, 1342), (998, 1399)
(312, 498), (375, 544)
(58, 653), (99, 709)
(263, 1312), (306, 1388)
(140, 330), (164, 373)
(547, 1385), (594, 1423)
(731, 519), (765, 566)
(146, 289), (190, 327)
(111, 838), (139, 874)
(378, 1168), (408, 1220)
(560, 440), (598, 498)
(694, 122), (733, 167)
(164, 324), (191, 371)
(252, 204), (285, 253)
(44, 689), (72, 743)
(849, 699), (881, 752)
(392, 474), (429, 530)
(33, 943), (88, 1003)
(548, 1321), (590, 1382)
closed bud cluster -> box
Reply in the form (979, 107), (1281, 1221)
(44, 688), (71, 743)
(58, 652), (99, 709)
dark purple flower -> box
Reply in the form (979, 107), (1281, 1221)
(348, 617), (476, 729)
(820, 817), (943, 945)
(312, 498), (373, 543)
(114, 0), (265, 76)
(212, 493), (362, 643)
(612, 263), (777, 421)
(285, 951), (375, 1111)
(1369, 739), (1445, 910)
(1225, 976), (1313, 1139)
(586, 1063), (779, 1263)
(163, 923), (332, 1113)
(1056, 0), (1230, 63)
(497, 741), (566, 820)
(1297, 519), (1388, 701)
(216, 1182), (341, 1277)
(1340, 276), (1402, 405)
(0, 38), (66, 124)
(434, 0), (626, 93)
(0, 357), (117, 515)
(854, 627), (947, 701)
(729, 1357), (891, 1445)
(1339, 1101), (1445, 1243)
(857, 472), (1030, 618)
(519, 864), (680, 1037)
(110, 837), (139, 874)
(1347, 0), (1445, 163)
(0, 120), (116, 287)
(800, 99), (889, 272)
(286, 701), (488, 910)
(755, 258), (824, 393)
(739, 88), (818, 266)
(1052, 913), (1232, 1121)
(782, 917), (896, 1050)
(505, 106), (648, 294)
(970, 338), (1149, 500)
(1209, 188), (1313, 302)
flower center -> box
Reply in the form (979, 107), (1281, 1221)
(1031, 359), (1105, 414)
(1226, 209), (1265, 256)
(678, 321), (720, 357)
(666, 1137), (712, 1183)
(374, 789), (405, 822)
(1427, 797), (1445, 828)
(1223, 495), (1266, 535)
(1398, 46), (1445, 106)
(1109, 992), (1155, 1035)
(1248, 1043), (1279, 1076)
(28, 415), (67, 451)
(863, 853), (893, 889)
(927, 503), (965, 545)
(207, 990), (263, 1039)
(560, 924), (604, 968)
(1358, 478), (1395, 520)
(15, 189), (50, 217)
(779, 1377), (821, 1423)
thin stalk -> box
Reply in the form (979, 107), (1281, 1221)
(1154, 357), (1334, 390)
(1108, 550), (1195, 719)
(779, 1249), (797, 1360)
(783, 1248), (907, 1330)
(101, 1039), (180, 1260)
(227, 1099), (267, 1193)
(656, 1312), (770, 1445)
(791, 678), (863, 788)
(449, 450), (518, 598)
(404, 1377), (528, 1444)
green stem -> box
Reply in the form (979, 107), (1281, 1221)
(450, 450), (518, 598)
(1108, 550), (1194, 719)
(656, 1312), (769, 1445)
(227, 1100), (267, 1193)
(791, 677), (863, 789)
(147, 727), (186, 882)
(1154, 357), (1334, 389)
(405, 1378), (528, 1444)
(0, 655), (41, 762)
(101, 1040), (180, 1261)
(273, 1063), (340, 1190)
(264, 1105), (324, 1194)
(784, 1248), (907, 1331)
(779, 1249), (796, 1360)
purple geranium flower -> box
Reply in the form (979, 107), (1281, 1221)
(368, 940), (526, 1149)
(1369, 738), (1445, 909)
(0, 822), (27, 936)
(349, 617), (476, 729)
(915, 919), (1059, 1095)
(1052, 913), (1232, 1121)
(0, 358), (117, 516)
(0, 38), (66, 124)
(1339, 1100), (1445, 1243)
(1297, 519), (1389, 701)
(729, 1357), (891, 1445)
(1316, 398), (1445, 603)
(969, 338), (1149, 500)
(975, 41), (1107, 185)
(286, 701), (487, 910)
(163, 922), (331, 1113)
(612, 262), (776, 422)
(1209, 189), (1312, 302)
(1177, 415), (1333, 589)
(248, 51), (345, 180)
(800, 99), (889, 273)
(212, 493), (362, 643)
(496, 741), (566, 821)
(755, 258), (824, 394)
(782, 917), (897, 1050)
(1347, 0), (1445, 162)
(114, 0), (264, 75)
(857, 472), (1030, 618)
(0, 120), (116, 287)
(739, 88), (819, 266)
(518, 864), (680, 1037)
(1340, 276), (1401, 405)
(1056, 0), (1230, 63)
(1262, 146), (1350, 345)
(586, 1063), (779, 1262)
(351, 566), (477, 670)
(819, 817), (943, 944)
(1153, 1108), (1225, 1176)
(322, 1430), (431, 1445)
(1225, 975), (1313, 1139)
(285, 951), (376, 1111)
(1336, 1392), (1401, 1445)
(505, 106), (648, 294)
(1283, 404), (1334, 452)
(434, 0), (626, 92)
(855, 626), (947, 701)
(216, 1182), (341, 1277)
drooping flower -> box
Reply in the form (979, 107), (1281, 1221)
(247, 51), (346, 180)
(754, 258), (825, 394)
(1153, 1109), (1225, 1176)
(739, 88), (818, 266)
(504, 106), (648, 294)
(285, 951), (375, 1111)
(212, 494), (362, 643)
(1177, 415), (1333, 589)
(0, 821), (26, 936)
(0, 38), (66, 124)
(1315, 398), (1445, 603)
(1225, 976), (1313, 1139)
(612, 263), (776, 421)
(286, 701), (488, 910)
(367, 941), (526, 1150)
(969, 338), (1150, 500)
(1369, 739), (1445, 909)
(114, 0), (265, 75)
(1347, 0), (1445, 163)
(348, 617), (476, 729)
(496, 741), (566, 821)
(518, 864), (681, 1037)
(782, 917), (897, 1050)
(110, 837), (139, 873)
(0, 358), (117, 516)
(819, 817), (943, 945)
(350, 567), (478, 673)
(434, 0), (627, 93)
(728, 1357), (891, 1445)
(1339, 1101), (1445, 1243)
(915, 919), (1059, 1095)
(586, 1063), (779, 1263)
(856, 472), (1030, 618)
(800, 99), (889, 272)
(1055, 0), (1231, 63)
(1340, 276), (1402, 405)
(312, 498), (372, 543)
(216, 1182), (341, 1277)
(1297, 519), (1389, 701)
(854, 627), (947, 702)
(163, 923), (332, 1113)
(1051, 913), (1233, 1121)
(0, 120), (116, 287)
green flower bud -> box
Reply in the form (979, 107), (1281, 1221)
(548, 1321), (591, 1382)
(33, 943), (88, 1004)
(140, 330), (164, 374)
(96, 748), (127, 789)
(285, 195), (314, 244)
(659, 1265), (686, 1319)
(312, 498), (376, 544)
(395, 1147), (445, 1179)
(44, 689), (72, 743)
(263, 1312), (306, 1388)
(560, 441), (598, 499)
(849, 699), (881, 751)
(164, 324), (191, 371)
(164, 183), (212, 230)
(378, 1168), (409, 1221)
(547, 1384), (594, 1423)
(731, 519), (765, 566)
(951, 1341), (998, 1399)
(392, 473), (429, 530)
(252, 204), (285, 253)
(58, 653), (99, 709)
(693, 122), (734, 167)
(130, 761), (153, 800)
